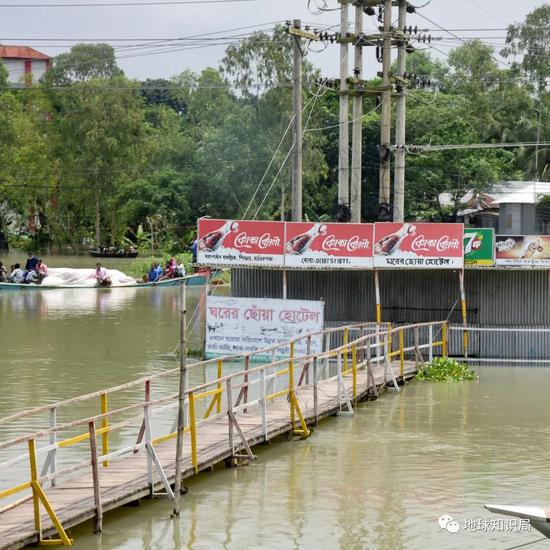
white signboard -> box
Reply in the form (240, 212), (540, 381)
(205, 296), (324, 360)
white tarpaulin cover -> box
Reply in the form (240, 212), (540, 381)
(41, 268), (136, 287)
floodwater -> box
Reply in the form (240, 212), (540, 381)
(1, 254), (550, 549)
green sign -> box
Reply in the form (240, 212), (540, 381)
(464, 228), (495, 266)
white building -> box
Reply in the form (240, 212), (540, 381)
(0, 45), (51, 86)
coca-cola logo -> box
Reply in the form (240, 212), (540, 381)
(411, 235), (460, 252)
(322, 235), (370, 253)
(235, 232), (281, 250)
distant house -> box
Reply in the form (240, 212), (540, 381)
(439, 181), (550, 235)
(0, 45), (51, 87)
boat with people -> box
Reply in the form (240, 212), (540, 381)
(89, 248), (139, 259)
(0, 257), (217, 291)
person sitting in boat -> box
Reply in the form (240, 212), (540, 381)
(36, 259), (48, 283)
(144, 261), (163, 283)
(8, 263), (26, 284)
(95, 263), (112, 286)
(0, 262), (7, 282)
(175, 260), (186, 278)
(157, 260), (175, 282)
(25, 253), (38, 272)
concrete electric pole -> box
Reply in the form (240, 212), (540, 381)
(393, 0), (407, 222)
(338, 1), (350, 211)
(291, 19), (303, 222)
(379, 0), (392, 205)
(350, 3), (364, 223)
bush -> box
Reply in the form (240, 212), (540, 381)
(415, 357), (476, 382)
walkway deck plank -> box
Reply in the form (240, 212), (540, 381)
(0, 361), (417, 549)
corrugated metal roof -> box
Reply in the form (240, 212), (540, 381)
(0, 46), (50, 60)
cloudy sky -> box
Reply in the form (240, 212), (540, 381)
(0, 0), (546, 81)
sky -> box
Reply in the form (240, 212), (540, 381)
(0, 0), (547, 81)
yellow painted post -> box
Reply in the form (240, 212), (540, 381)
(189, 392), (198, 473)
(100, 393), (109, 467)
(29, 439), (73, 546)
(28, 439), (41, 534)
(399, 329), (405, 377)
(442, 322), (448, 357)
(216, 359), (223, 414)
(374, 270), (381, 323)
(343, 328), (349, 373)
(351, 344), (357, 399)
(289, 341), (295, 428)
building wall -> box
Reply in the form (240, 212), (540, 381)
(3, 58), (48, 85)
(499, 203), (537, 234)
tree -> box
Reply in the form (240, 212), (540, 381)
(502, 6), (550, 180)
(0, 60), (8, 87)
(46, 76), (151, 246)
(48, 44), (123, 85)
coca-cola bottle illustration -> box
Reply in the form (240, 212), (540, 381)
(199, 221), (239, 251)
(285, 224), (327, 255)
(375, 224), (416, 256)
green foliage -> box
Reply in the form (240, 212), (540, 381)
(0, 60), (7, 87)
(0, 8), (547, 250)
(48, 43), (123, 84)
(415, 357), (476, 382)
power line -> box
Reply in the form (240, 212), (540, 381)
(0, 0), (266, 7)
(396, 142), (550, 153)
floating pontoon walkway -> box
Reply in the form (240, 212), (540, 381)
(0, 321), (448, 548)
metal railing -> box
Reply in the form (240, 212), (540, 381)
(0, 320), (448, 547)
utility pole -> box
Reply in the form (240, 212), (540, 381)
(291, 19), (303, 222)
(173, 281), (187, 516)
(350, 3), (363, 223)
(393, 0), (407, 221)
(338, 0), (350, 210)
(379, 0), (392, 205)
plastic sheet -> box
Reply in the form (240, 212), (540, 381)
(41, 268), (136, 287)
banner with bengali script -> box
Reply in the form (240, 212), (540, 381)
(464, 228), (495, 266)
(373, 222), (464, 269)
(284, 222), (374, 268)
(197, 218), (285, 268)
(495, 235), (550, 266)
(205, 296), (324, 360)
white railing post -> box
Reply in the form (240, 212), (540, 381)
(226, 379), (234, 455)
(337, 352), (342, 408)
(259, 369), (268, 441)
(50, 407), (57, 486)
(428, 324), (433, 362)
(313, 357), (318, 424)
(144, 403), (153, 492)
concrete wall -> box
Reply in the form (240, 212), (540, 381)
(499, 203), (537, 234)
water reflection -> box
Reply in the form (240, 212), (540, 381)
(68, 368), (550, 550)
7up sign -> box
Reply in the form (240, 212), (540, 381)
(464, 228), (495, 266)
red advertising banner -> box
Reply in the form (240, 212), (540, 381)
(373, 222), (464, 268)
(284, 222), (373, 268)
(197, 219), (285, 267)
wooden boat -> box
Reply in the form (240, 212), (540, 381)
(485, 504), (550, 538)
(89, 249), (139, 258)
(0, 274), (209, 291)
